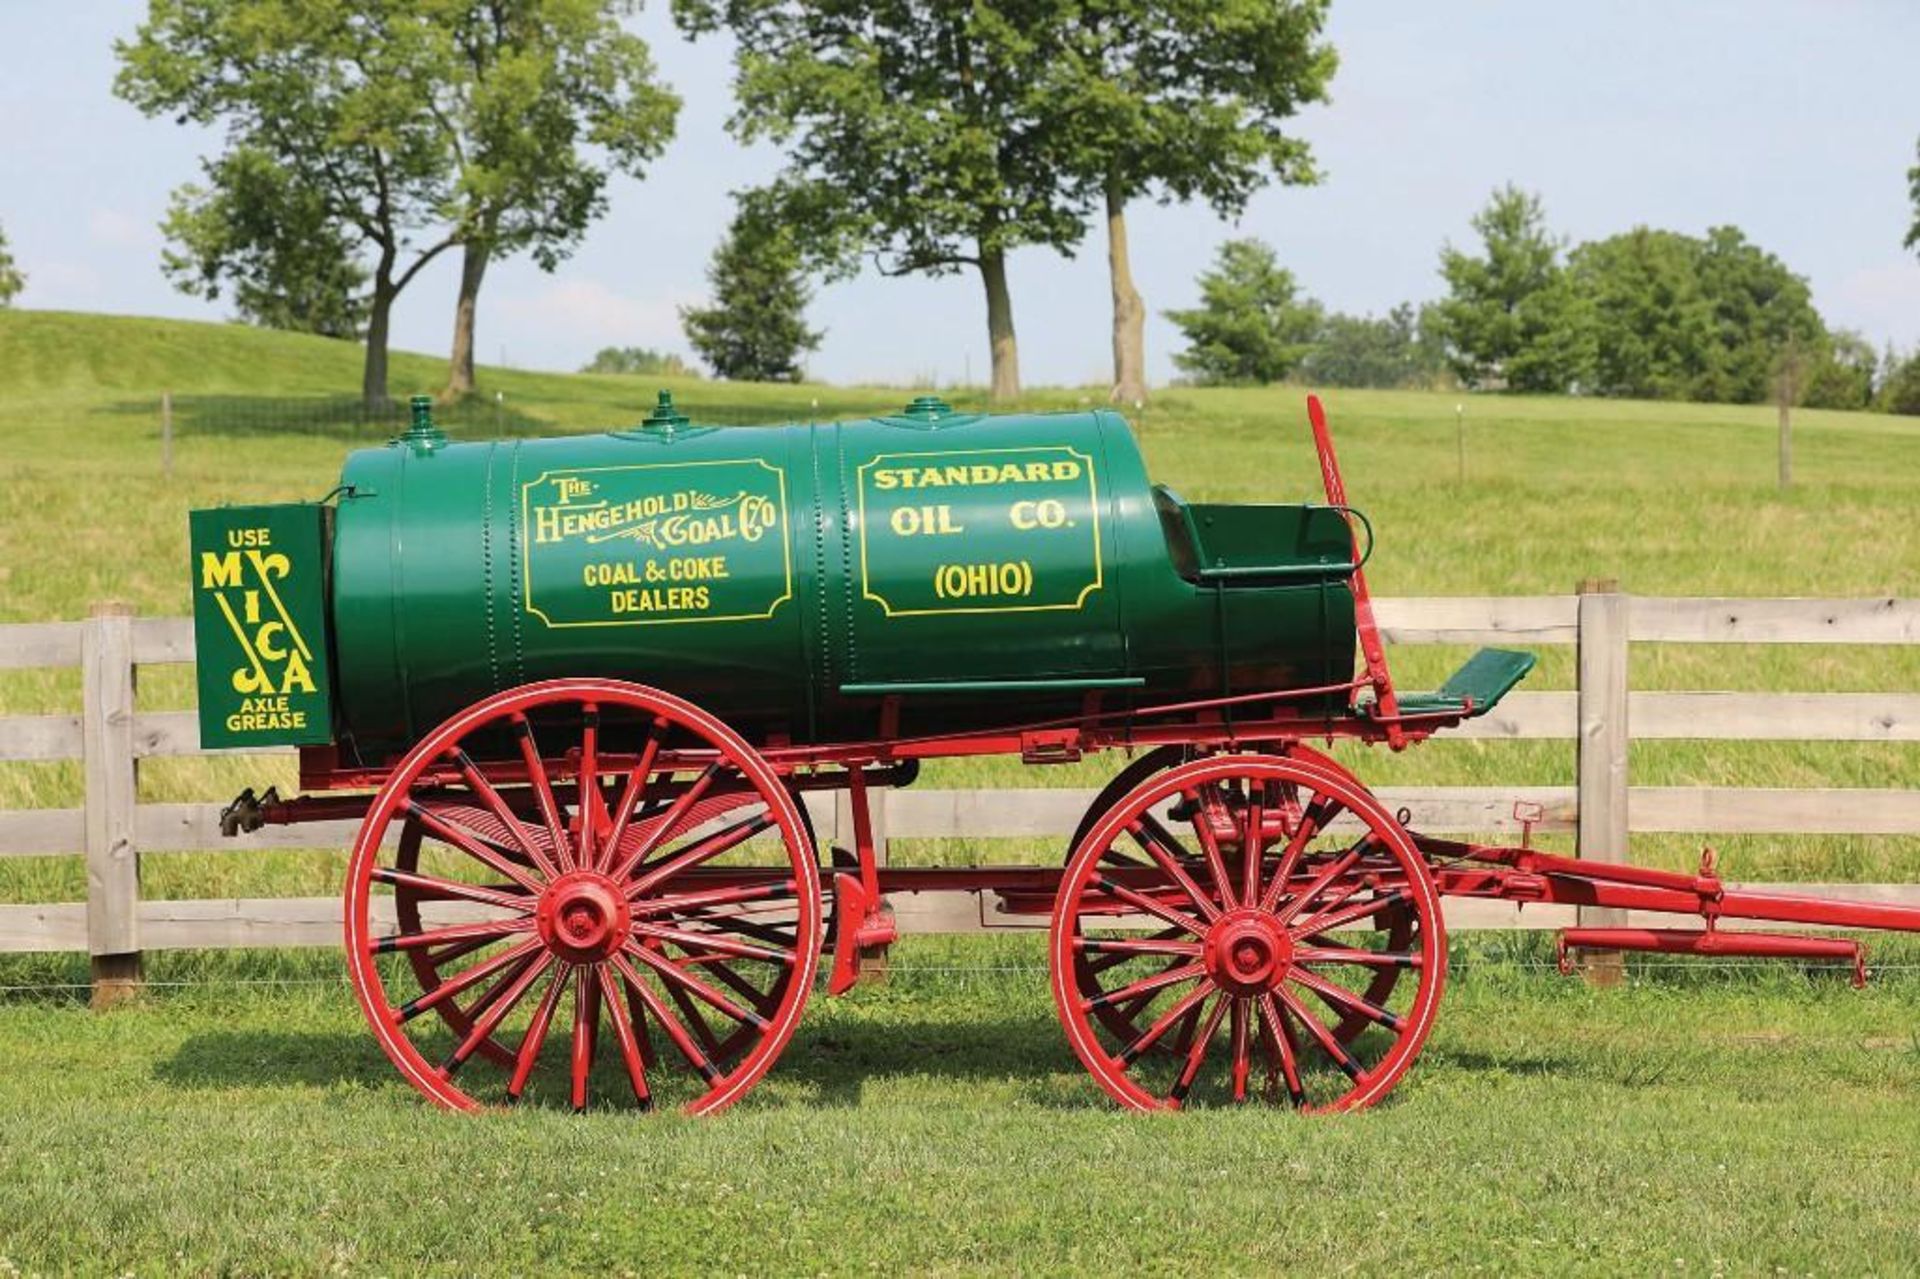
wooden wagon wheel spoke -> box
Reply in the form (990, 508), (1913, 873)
(1255, 992), (1308, 1107)
(1257, 794), (1343, 913)
(610, 952), (723, 1084)
(401, 797), (547, 895)
(370, 866), (535, 914)
(631, 920), (795, 966)
(1127, 822), (1223, 924)
(506, 964), (572, 1103)
(346, 679), (822, 1115)
(599, 716), (667, 870)
(1227, 997), (1253, 1102)
(627, 808), (776, 898)
(1180, 783), (1239, 907)
(598, 963), (653, 1108)
(1169, 993), (1232, 1103)
(625, 941), (767, 1029)
(396, 936), (545, 1024)
(441, 954), (556, 1076)
(569, 964), (599, 1111)
(607, 763), (723, 883)
(1053, 753), (1445, 1112)
(446, 750), (563, 883)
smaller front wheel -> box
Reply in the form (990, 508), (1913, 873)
(1050, 753), (1445, 1111)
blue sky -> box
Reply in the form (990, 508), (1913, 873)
(2, 1), (1916, 388)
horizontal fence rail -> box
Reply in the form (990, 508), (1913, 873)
(0, 596), (1915, 990)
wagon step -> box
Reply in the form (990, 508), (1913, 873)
(1385, 647), (1536, 719)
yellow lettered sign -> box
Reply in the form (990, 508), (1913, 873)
(189, 505), (333, 748)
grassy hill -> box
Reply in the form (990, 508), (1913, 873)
(3, 306), (1916, 623)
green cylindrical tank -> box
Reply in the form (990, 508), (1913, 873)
(327, 395), (1358, 759)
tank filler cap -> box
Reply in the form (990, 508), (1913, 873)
(399, 394), (447, 453)
(642, 390), (691, 433)
(900, 395), (955, 422)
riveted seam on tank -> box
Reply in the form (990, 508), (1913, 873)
(809, 422), (833, 696)
(508, 440), (526, 684)
(482, 440), (500, 693)
(1091, 410), (1132, 683)
(835, 423), (857, 682)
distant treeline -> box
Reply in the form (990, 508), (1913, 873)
(1168, 186), (1920, 413)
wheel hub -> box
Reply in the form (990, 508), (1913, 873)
(1204, 909), (1294, 995)
(536, 870), (631, 964)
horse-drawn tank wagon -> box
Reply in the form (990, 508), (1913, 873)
(191, 392), (1920, 1113)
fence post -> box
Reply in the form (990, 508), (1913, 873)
(82, 602), (141, 1007)
(1576, 578), (1630, 985)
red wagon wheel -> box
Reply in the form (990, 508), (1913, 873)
(390, 785), (822, 1072)
(1064, 744), (1408, 1052)
(345, 679), (823, 1114)
(1050, 753), (1446, 1112)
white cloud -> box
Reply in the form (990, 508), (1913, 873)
(86, 208), (152, 250)
(508, 278), (698, 351)
(1822, 259), (1920, 351)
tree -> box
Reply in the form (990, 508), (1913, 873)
(1430, 186), (1575, 390)
(673, 0), (1090, 403)
(1300, 303), (1446, 390)
(1906, 135), (1920, 257)
(116, 0), (678, 405)
(580, 346), (694, 376)
(1164, 238), (1321, 384)
(680, 202), (822, 382)
(1566, 225), (1822, 403)
(0, 222), (23, 306)
(160, 147), (368, 338)
(1880, 347), (1920, 416)
(1563, 228), (1707, 398)
(436, 3), (679, 397)
(118, 2), (459, 404)
(1048, 0), (1335, 405)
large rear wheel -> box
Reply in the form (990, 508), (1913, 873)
(345, 679), (822, 1114)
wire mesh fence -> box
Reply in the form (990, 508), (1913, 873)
(153, 389), (997, 442)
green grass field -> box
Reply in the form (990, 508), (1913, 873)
(1, 309), (1918, 1273)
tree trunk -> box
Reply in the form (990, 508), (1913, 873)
(979, 247), (1020, 404)
(362, 248), (397, 408)
(1105, 185), (1147, 406)
(444, 234), (492, 399)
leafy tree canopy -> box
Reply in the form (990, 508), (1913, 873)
(673, 0), (1091, 400)
(1300, 303), (1447, 390)
(1906, 134), (1920, 258)
(161, 147), (368, 339)
(1164, 237), (1322, 385)
(580, 346), (696, 376)
(116, 0), (678, 402)
(0, 222), (24, 306)
(680, 200), (823, 382)
(1429, 185), (1574, 391)
(1568, 225), (1822, 403)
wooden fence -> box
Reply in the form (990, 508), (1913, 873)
(2, 593), (1917, 998)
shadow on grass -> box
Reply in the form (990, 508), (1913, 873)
(152, 1010), (1081, 1105)
(152, 1009), (1585, 1114)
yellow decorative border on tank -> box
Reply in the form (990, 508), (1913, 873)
(519, 458), (794, 627)
(856, 445), (1103, 617)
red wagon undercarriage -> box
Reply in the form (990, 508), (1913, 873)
(227, 398), (1920, 1115)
